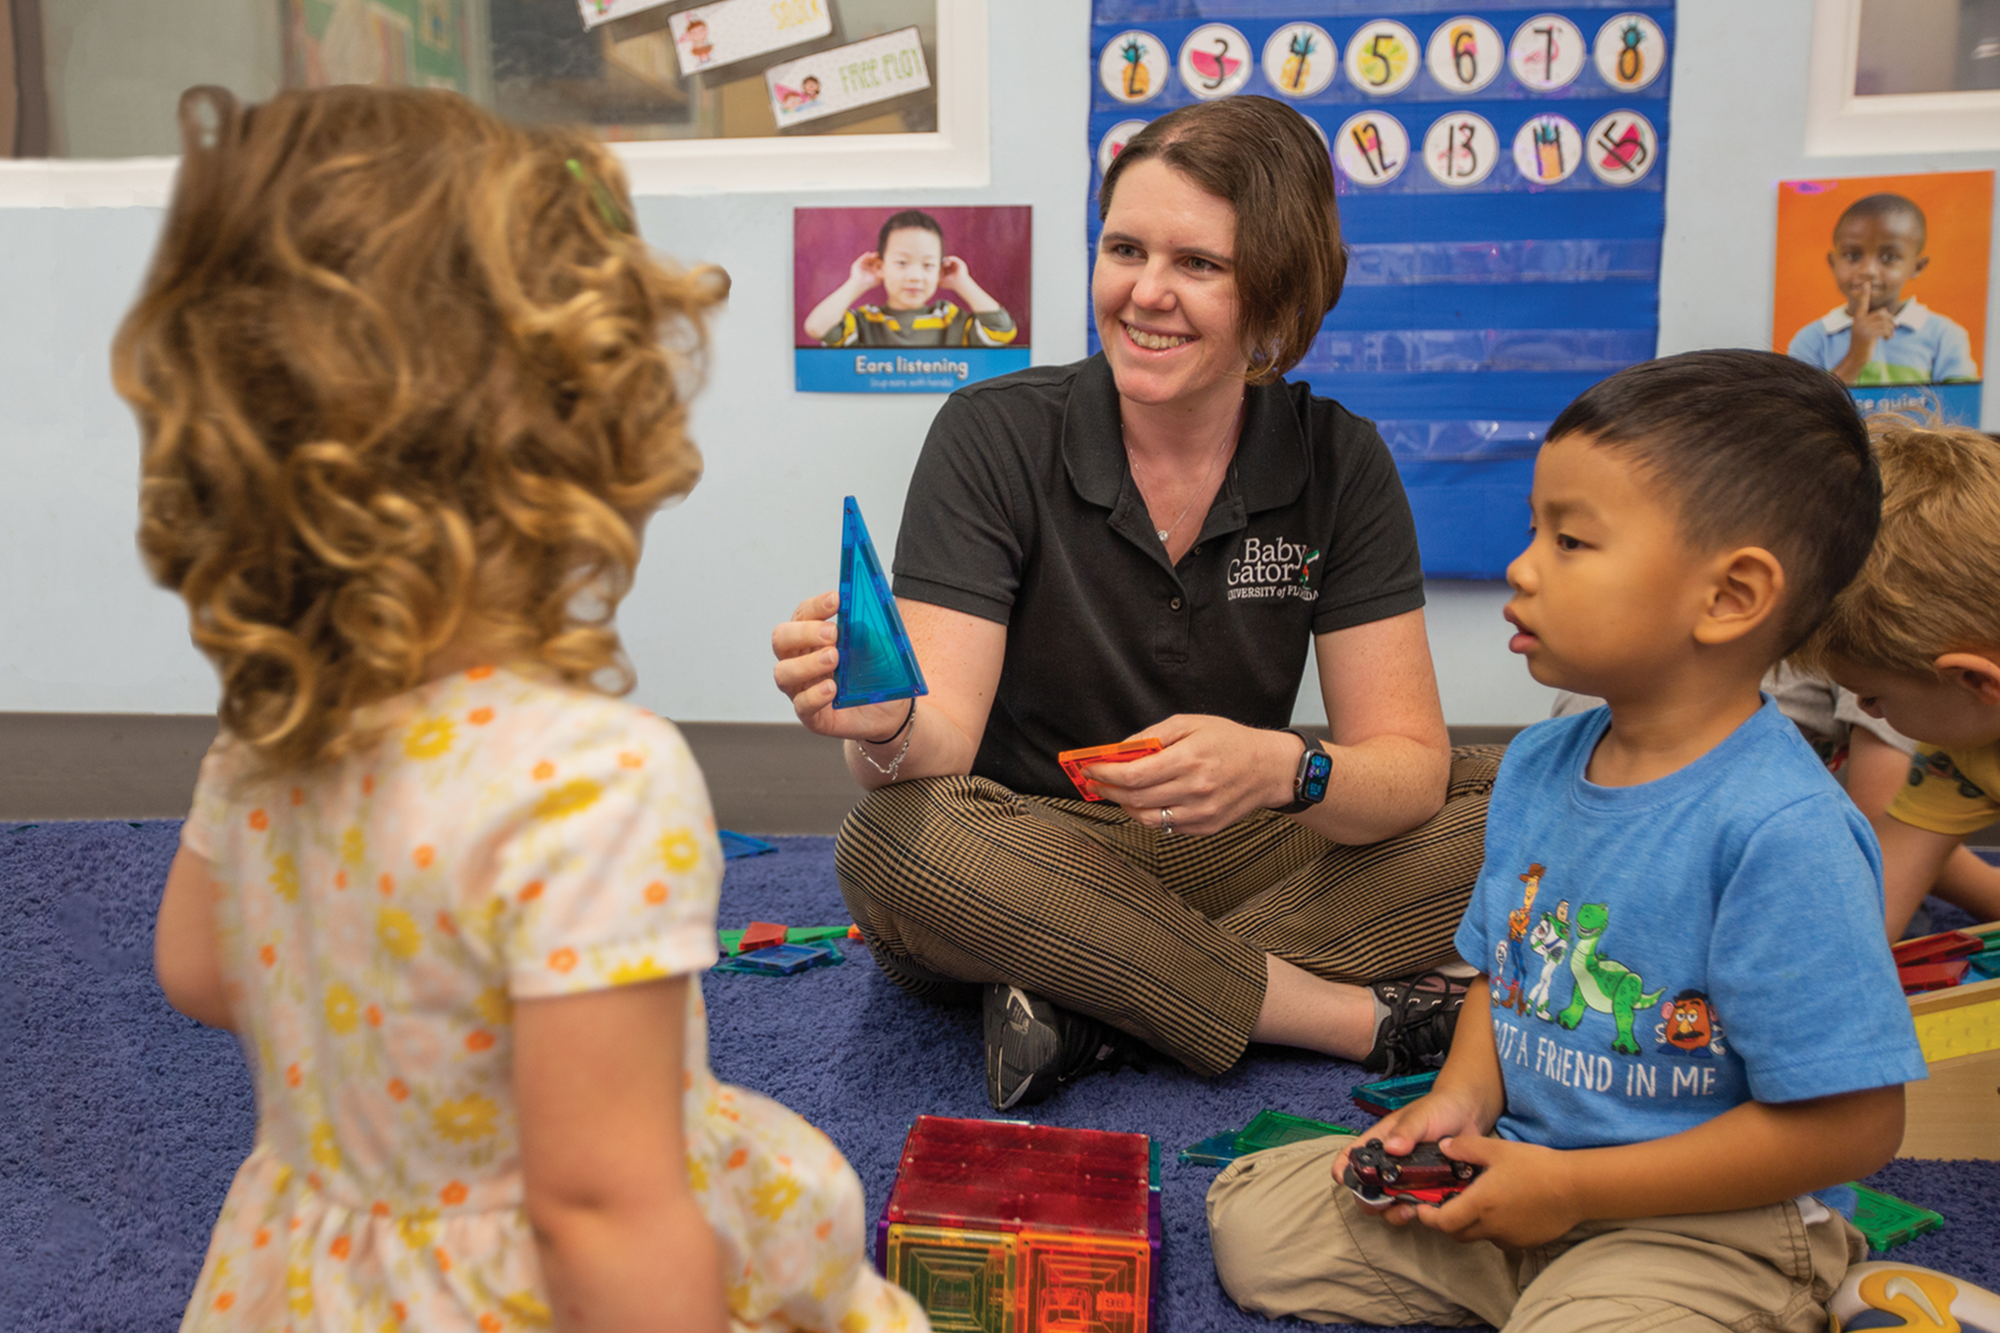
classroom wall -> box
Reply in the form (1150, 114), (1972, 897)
(2, 0), (1997, 726)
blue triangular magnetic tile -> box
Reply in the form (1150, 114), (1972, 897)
(834, 496), (929, 708)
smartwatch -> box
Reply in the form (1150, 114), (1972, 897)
(1276, 729), (1333, 814)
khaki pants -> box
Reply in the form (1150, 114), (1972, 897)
(1206, 1137), (1864, 1332)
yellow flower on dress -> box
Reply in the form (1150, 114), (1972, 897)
(751, 1173), (804, 1221)
(397, 1206), (439, 1249)
(472, 987), (514, 1027)
(658, 828), (701, 872)
(685, 1153), (709, 1193)
(287, 1265), (314, 1316)
(405, 716), (456, 760)
(342, 825), (368, 866)
(325, 982), (360, 1035)
(432, 1094), (500, 1144)
(270, 853), (300, 903)
(533, 778), (603, 821)
(839, 1311), (871, 1333)
(501, 1291), (553, 1327)
(608, 957), (667, 985)
(378, 908), (421, 959)
(310, 1121), (342, 1170)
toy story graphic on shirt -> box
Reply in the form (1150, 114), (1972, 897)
(1774, 170), (1992, 426)
(1087, 3), (1675, 580)
(1488, 862), (1728, 1103)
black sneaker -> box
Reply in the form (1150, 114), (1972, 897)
(983, 983), (1146, 1111)
(1362, 972), (1469, 1076)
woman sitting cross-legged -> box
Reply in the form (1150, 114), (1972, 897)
(771, 95), (1501, 1110)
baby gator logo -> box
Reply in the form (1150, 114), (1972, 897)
(1227, 536), (1319, 602)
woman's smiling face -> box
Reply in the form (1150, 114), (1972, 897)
(1093, 158), (1248, 408)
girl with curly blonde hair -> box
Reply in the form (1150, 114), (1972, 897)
(127, 85), (926, 1333)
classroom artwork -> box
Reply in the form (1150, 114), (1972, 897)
(1773, 170), (1992, 427)
(795, 205), (1031, 393)
(574, 0), (676, 30)
(284, 0), (470, 91)
(1089, 3), (1676, 580)
(765, 26), (930, 129)
(666, 0), (832, 78)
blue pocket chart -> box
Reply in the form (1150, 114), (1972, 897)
(1088, 2), (1674, 579)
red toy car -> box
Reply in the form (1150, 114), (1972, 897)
(1342, 1138), (1479, 1206)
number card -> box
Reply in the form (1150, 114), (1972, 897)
(1087, 3), (1675, 579)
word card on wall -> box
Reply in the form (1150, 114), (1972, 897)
(1088, 3), (1674, 579)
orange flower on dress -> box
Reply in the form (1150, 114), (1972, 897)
(387, 1078), (409, 1101)
(329, 1236), (351, 1260)
(286, 1063), (302, 1088)
(260, 945), (277, 968)
(518, 881), (544, 903)
(644, 881), (669, 905)
(414, 845), (435, 868)
(365, 1004), (383, 1027)
(435, 1247), (452, 1272)
(465, 1030), (495, 1052)
(467, 665), (494, 680)
(290, 786), (305, 806)
(532, 760), (555, 781)
(378, 873), (395, 896)
(547, 947), (577, 974)
(372, 1201), (392, 1217)
(480, 1315), (504, 1332)
(392, 1302), (407, 1322)
(441, 1181), (468, 1205)
(334, 870), (348, 891)
(726, 1148), (748, 1170)
(254, 1229), (271, 1248)
(362, 775), (375, 795)
(467, 707), (494, 726)
(816, 1219), (834, 1240)
(436, 911), (458, 936)
(214, 1292), (236, 1312)
(249, 809), (268, 831)
(618, 752), (644, 769)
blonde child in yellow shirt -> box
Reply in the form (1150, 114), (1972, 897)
(1802, 416), (2000, 937)
(126, 83), (926, 1333)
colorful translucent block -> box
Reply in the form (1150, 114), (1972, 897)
(834, 495), (929, 708)
(886, 1117), (1152, 1240)
(1176, 1132), (1243, 1167)
(1912, 992), (2000, 1063)
(1020, 1231), (1149, 1333)
(885, 1225), (1017, 1333)
(1850, 1184), (1945, 1251)
(1234, 1109), (1356, 1155)
(1352, 1070), (1438, 1116)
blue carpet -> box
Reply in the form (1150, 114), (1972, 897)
(3, 822), (1998, 1331)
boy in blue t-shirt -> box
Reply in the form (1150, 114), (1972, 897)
(1207, 351), (1925, 1331)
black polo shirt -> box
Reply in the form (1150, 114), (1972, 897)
(893, 353), (1425, 800)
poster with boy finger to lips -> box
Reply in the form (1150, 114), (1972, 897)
(795, 206), (1032, 394)
(1774, 170), (1992, 426)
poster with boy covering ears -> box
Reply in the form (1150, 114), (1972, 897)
(794, 206), (1032, 393)
(1774, 170), (1992, 427)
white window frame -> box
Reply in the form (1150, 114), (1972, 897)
(0, 0), (987, 207)
(1806, 0), (2000, 155)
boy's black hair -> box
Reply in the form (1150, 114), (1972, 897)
(877, 209), (943, 259)
(1836, 193), (1927, 250)
(1546, 350), (1880, 653)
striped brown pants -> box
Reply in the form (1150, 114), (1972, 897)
(834, 746), (1502, 1077)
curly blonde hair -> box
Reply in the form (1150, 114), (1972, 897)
(113, 84), (726, 772)
(1795, 413), (2000, 677)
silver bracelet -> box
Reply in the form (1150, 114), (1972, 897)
(856, 705), (917, 782)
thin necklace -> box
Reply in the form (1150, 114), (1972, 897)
(1123, 401), (1243, 544)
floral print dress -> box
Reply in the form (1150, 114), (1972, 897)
(176, 666), (926, 1333)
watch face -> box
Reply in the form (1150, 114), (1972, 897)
(1302, 750), (1334, 802)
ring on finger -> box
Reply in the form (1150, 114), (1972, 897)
(1159, 807), (1175, 836)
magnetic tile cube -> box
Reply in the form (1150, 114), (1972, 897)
(877, 1117), (1157, 1333)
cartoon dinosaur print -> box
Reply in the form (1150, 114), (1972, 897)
(1557, 902), (1664, 1055)
(1525, 900), (1569, 1020)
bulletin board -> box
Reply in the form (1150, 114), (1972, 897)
(1088, 3), (1675, 580)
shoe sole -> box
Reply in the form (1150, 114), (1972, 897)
(983, 983), (1062, 1111)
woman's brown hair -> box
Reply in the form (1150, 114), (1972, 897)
(1098, 96), (1345, 384)
(113, 85), (727, 771)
